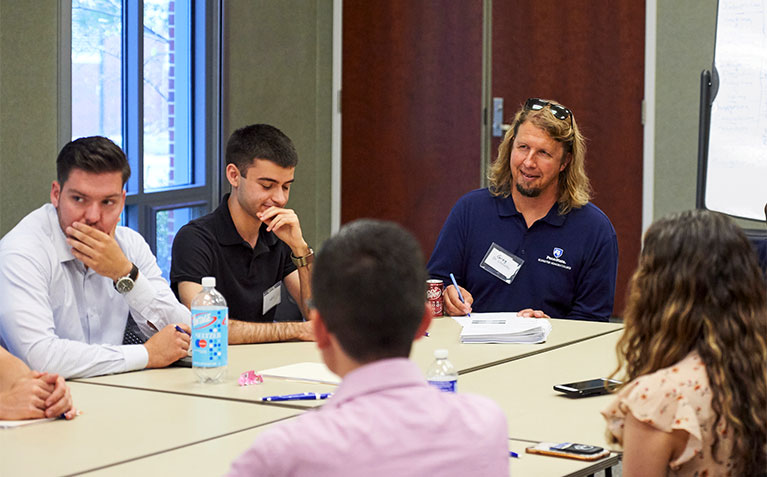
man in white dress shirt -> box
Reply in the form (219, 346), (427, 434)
(0, 136), (191, 378)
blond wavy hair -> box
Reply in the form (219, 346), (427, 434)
(610, 210), (767, 475)
(488, 99), (590, 214)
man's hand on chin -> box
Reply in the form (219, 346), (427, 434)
(257, 207), (308, 255)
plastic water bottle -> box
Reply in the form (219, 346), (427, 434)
(426, 349), (458, 392)
(191, 276), (228, 383)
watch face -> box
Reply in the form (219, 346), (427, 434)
(116, 277), (135, 294)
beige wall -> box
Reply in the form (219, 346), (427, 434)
(0, 0), (59, 234)
(223, 0), (333, 249)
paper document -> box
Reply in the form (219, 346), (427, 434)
(0, 417), (56, 429)
(455, 312), (553, 344)
(258, 362), (341, 385)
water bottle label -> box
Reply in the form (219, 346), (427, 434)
(191, 307), (228, 368)
(428, 379), (457, 393)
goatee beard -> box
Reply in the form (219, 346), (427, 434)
(516, 182), (541, 198)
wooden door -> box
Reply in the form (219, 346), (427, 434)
(341, 1), (484, 257)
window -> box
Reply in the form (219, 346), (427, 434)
(70, 0), (220, 280)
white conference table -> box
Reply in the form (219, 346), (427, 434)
(75, 317), (622, 409)
(16, 317), (624, 476)
(83, 422), (271, 476)
(459, 331), (624, 452)
(76, 343), (337, 409)
(75, 430), (613, 477)
(0, 382), (300, 477)
(411, 316), (622, 374)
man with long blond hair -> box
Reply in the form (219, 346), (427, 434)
(428, 98), (617, 321)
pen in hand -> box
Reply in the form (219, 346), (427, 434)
(449, 273), (471, 317)
(175, 325), (193, 357)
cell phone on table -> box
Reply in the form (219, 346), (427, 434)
(553, 378), (621, 397)
(526, 442), (610, 461)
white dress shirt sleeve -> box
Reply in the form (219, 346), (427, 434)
(0, 247), (149, 379)
(119, 229), (191, 338)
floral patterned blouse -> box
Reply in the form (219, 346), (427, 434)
(601, 352), (735, 476)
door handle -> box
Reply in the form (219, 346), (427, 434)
(492, 97), (511, 137)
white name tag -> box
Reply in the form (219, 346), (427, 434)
(480, 242), (524, 284)
(263, 281), (282, 315)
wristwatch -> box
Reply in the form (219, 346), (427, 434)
(114, 263), (139, 294)
(291, 248), (314, 268)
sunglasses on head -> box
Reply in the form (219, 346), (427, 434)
(524, 98), (573, 123)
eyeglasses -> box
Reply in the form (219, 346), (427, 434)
(524, 98), (573, 124)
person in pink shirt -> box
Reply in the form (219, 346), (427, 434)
(228, 219), (509, 477)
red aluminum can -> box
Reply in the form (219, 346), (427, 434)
(426, 279), (444, 316)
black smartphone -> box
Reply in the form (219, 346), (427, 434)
(550, 443), (604, 455)
(553, 378), (621, 397)
(526, 442), (610, 461)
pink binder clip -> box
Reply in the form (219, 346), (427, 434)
(238, 370), (264, 386)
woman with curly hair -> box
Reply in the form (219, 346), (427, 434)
(602, 209), (767, 476)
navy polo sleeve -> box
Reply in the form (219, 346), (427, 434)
(754, 238), (767, 277)
(565, 219), (618, 322)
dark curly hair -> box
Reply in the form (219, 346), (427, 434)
(611, 209), (767, 475)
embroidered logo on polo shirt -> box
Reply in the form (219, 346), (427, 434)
(537, 247), (572, 270)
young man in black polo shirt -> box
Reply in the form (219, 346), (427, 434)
(170, 124), (314, 343)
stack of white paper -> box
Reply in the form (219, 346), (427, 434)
(456, 312), (553, 344)
(258, 362), (342, 385)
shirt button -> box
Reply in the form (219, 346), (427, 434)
(520, 249), (526, 255)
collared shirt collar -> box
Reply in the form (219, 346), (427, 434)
(324, 358), (427, 409)
(44, 204), (78, 264)
(496, 194), (567, 227)
(214, 193), (279, 250)
(540, 201), (567, 226)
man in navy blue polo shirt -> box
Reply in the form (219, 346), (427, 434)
(171, 124), (314, 343)
(428, 98), (618, 322)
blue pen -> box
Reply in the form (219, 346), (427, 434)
(175, 325), (191, 336)
(261, 392), (333, 402)
(509, 451), (519, 459)
(449, 273), (471, 317)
